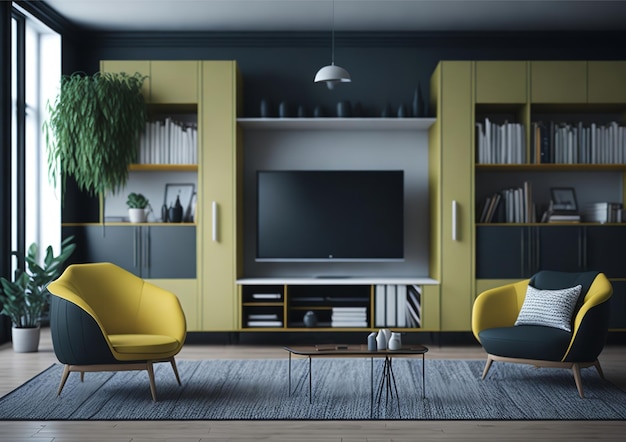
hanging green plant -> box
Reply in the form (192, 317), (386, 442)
(44, 71), (147, 197)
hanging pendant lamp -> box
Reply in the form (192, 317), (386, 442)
(314, 0), (351, 89)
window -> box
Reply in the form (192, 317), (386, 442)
(11, 6), (61, 271)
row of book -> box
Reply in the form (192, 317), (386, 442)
(531, 121), (626, 164)
(245, 313), (283, 328)
(374, 285), (422, 328)
(478, 182), (535, 223)
(582, 202), (624, 223)
(476, 119), (526, 164)
(138, 118), (198, 165)
(331, 307), (368, 328)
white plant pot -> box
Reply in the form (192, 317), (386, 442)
(128, 208), (147, 223)
(12, 325), (41, 353)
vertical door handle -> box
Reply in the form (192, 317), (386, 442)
(212, 201), (218, 242)
(451, 200), (458, 241)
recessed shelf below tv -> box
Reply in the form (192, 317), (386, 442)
(237, 117), (436, 131)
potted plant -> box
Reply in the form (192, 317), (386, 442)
(127, 192), (150, 223)
(44, 71), (147, 198)
(0, 237), (75, 352)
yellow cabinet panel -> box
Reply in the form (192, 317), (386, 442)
(588, 61), (626, 103)
(100, 60), (150, 100)
(150, 61), (199, 104)
(199, 61), (239, 331)
(531, 61), (587, 103)
(420, 284), (441, 331)
(146, 279), (199, 331)
(475, 61), (527, 104)
(433, 61), (474, 331)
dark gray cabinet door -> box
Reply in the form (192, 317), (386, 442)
(62, 225), (141, 276)
(608, 280), (626, 329)
(534, 226), (583, 274)
(585, 226), (626, 278)
(144, 226), (196, 278)
(62, 225), (196, 278)
(476, 226), (529, 278)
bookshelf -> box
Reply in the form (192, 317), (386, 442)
(472, 60), (626, 330)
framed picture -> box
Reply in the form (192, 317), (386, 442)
(551, 187), (578, 212)
(164, 183), (195, 215)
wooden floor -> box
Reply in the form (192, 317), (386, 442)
(1, 329), (625, 441)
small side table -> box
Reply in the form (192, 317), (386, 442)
(283, 344), (428, 416)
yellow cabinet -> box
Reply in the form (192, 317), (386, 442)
(531, 61), (587, 103)
(588, 61), (626, 103)
(199, 61), (240, 331)
(148, 279), (199, 331)
(100, 60), (199, 104)
(430, 61), (474, 331)
(150, 61), (199, 104)
(475, 61), (527, 104)
(100, 60), (150, 99)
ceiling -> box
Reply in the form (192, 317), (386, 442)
(42, 0), (626, 33)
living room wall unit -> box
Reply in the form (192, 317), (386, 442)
(62, 60), (242, 333)
(431, 60), (626, 333)
(236, 116), (440, 333)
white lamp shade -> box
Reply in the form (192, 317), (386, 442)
(314, 64), (351, 88)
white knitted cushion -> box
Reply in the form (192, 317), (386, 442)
(514, 284), (583, 332)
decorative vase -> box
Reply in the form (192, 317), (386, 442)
(382, 328), (392, 343)
(337, 101), (352, 117)
(279, 101), (290, 118)
(297, 105), (307, 118)
(376, 329), (387, 350)
(397, 103), (407, 118)
(412, 87), (419, 117)
(388, 332), (402, 350)
(260, 98), (273, 118)
(128, 208), (147, 223)
(303, 311), (318, 327)
(168, 196), (183, 223)
(314, 105), (325, 118)
(12, 326), (40, 353)
(161, 204), (169, 222)
(367, 332), (377, 351)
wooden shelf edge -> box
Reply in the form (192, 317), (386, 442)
(129, 164), (198, 171)
(237, 117), (436, 131)
(476, 163), (626, 171)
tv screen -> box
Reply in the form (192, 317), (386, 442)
(256, 170), (404, 261)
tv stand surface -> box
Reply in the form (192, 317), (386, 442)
(237, 277), (439, 285)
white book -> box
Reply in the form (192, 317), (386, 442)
(375, 285), (386, 327)
(386, 284), (396, 327)
(396, 285), (407, 327)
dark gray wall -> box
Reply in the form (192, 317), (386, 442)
(77, 31), (626, 118)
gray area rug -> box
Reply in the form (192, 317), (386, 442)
(1, 358), (626, 420)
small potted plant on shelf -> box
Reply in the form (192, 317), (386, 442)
(0, 237), (75, 352)
(127, 192), (150, 223)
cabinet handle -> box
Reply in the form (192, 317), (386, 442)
(212, 201), (218, 242)
(451, 200), (458, 241)
(144, 228), (150, 270)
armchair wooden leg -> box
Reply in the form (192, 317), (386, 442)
(146, 361), (157, 402)
(169, 357), (182, 386)
(572, 363), (584, 398)
(57, 364), (71, 396)
(593, 360), (605, 380)
(481, 355), (494, 380)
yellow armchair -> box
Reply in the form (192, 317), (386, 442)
(47, 262), (187, 401)
(472, 271), (612, 398)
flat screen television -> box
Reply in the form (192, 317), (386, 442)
(256, 170), (404, 261)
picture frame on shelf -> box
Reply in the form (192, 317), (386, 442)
(164, 183), (195, 216)
(550, 187), (578, 212)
